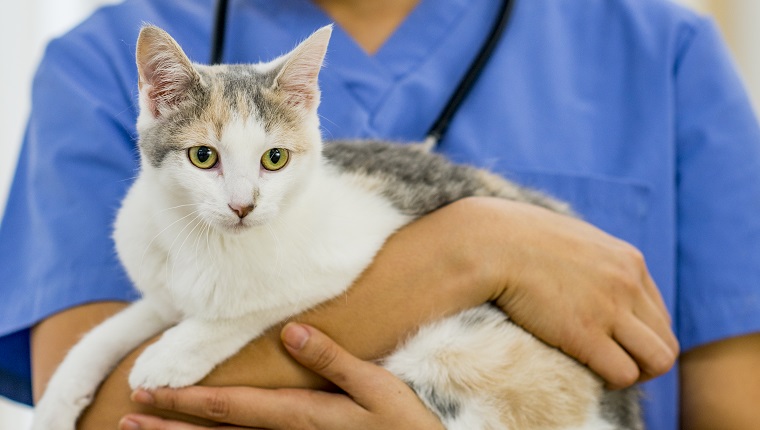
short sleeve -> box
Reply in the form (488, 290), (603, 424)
(0, 23), (142, 404)
(674, 18), (760, 351)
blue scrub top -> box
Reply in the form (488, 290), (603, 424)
(2, 0), (760, 428)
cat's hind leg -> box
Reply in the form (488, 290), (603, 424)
(32, 298), (179, 430)
(382, 305), (620, 430)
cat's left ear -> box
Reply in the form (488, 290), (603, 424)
(272, 25), (333, 112)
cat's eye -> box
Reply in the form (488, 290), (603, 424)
(261, 148), (290, 171)
(188, 146), (219, 169)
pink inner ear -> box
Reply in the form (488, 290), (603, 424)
(141, 58), (195, 117)
(136, 26), (197, 118)
(280, 73), (320, 110)
(274, 26), (331, 112)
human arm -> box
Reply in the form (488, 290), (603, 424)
(31, 196), (676, 428)
(680, 333), (760, 429)
(670, 14), (760, 429)
(119, 322), (446, 430)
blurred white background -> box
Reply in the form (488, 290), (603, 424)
(0, 0), (759, 428)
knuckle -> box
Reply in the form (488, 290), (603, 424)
(159, 390), (178, 411)
(309, 342), (340, 372)
(283, 406), (320, 430)
(607, 257), (644, 294)
(619, 243), (648, 274)
(201, 390), (231, 419)
(623, 243), (645, 265)
(606, 267), (638, 295)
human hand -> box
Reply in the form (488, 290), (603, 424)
(470, 197), (679, 388)
(118, 323), (445, 430)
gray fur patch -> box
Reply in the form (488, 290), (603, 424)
(212, 65), (298, 133)
(408, 382), (461, 421)
(457, 305), (499, 328)
(324, 140), (570, 217)
(599, 387), (643, 430)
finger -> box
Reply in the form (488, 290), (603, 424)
(581, 332), (641, 390)
(642, 270), (669, 322)
(614, 314), (678, 382)
(119, 414), (246, 430)
(639, 273), (680, 355)
(133, 385), (337, 428)
(281, 323), (404, 406)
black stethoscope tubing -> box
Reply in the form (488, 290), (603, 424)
(209, 0), (516, 148)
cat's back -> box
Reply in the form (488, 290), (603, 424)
(324, 140), (570, 216)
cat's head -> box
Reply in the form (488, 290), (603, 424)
(134, 25), (331, 232)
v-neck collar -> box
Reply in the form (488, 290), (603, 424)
(243, 0), (500, 140)
(266, 0), (469, 111)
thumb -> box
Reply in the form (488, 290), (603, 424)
(280, 323), (389, 400)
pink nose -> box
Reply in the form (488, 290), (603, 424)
(228, 203), (254, 219)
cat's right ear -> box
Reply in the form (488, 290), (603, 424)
(272, 25), (333, 113)
(136, 25), (199, 119)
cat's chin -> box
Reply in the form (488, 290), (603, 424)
(219, 220), (255, 234)
(217, 216), (269, 234)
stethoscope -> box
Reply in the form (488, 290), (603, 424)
(209, 0), (516, 149)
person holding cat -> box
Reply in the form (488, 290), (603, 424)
(1, 0), (759, 429)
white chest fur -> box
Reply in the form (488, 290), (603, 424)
(113, 165), (411, 320)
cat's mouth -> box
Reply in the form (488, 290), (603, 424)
(218, 213), (267, 233)
(223, 217), (253, 233)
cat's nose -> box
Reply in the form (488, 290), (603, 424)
(228, 203), (254, 219)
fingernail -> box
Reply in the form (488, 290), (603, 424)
(119, 417), (141, 430)
(130, 389), (154, 405)
(282, 323), (310, 350)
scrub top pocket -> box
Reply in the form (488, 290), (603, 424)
(505, 169), (651, 250)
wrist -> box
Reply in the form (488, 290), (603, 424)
(435, 197), (519, 305)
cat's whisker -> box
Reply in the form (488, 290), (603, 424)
(167, 212), (205, 284)
(264, 223), (283, 270)
(153, 203), (200, 216)
(138, 209), (201, 285)
(170, 214), (206, 283)
(318, 116), (338, 140)
(162, 210), (203, 285)
(193, 217), (210, 261)
(204, 219), (213, 258)
(118, 175), (141, 183)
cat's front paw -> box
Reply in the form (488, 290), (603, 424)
(129, 341), (216, 389)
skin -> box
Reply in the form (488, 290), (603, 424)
(33, 197), (678, 428)
(680, 334), (760, 430)
(118, 323), (446, 430)
(311, 0), (420, 54)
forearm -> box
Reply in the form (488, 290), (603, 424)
(36, 198), (502, 428)
(34, 195), (677, 428)
(680, 333), (760, 430)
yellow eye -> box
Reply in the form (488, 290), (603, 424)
(261, 148), (289, 171)
(188, 146), (219, 169)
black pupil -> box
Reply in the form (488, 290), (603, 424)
(197, 147), (212, 163)
(269, 149), (281, 164)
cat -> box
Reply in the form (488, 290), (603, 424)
(32, 25), (642, 430)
